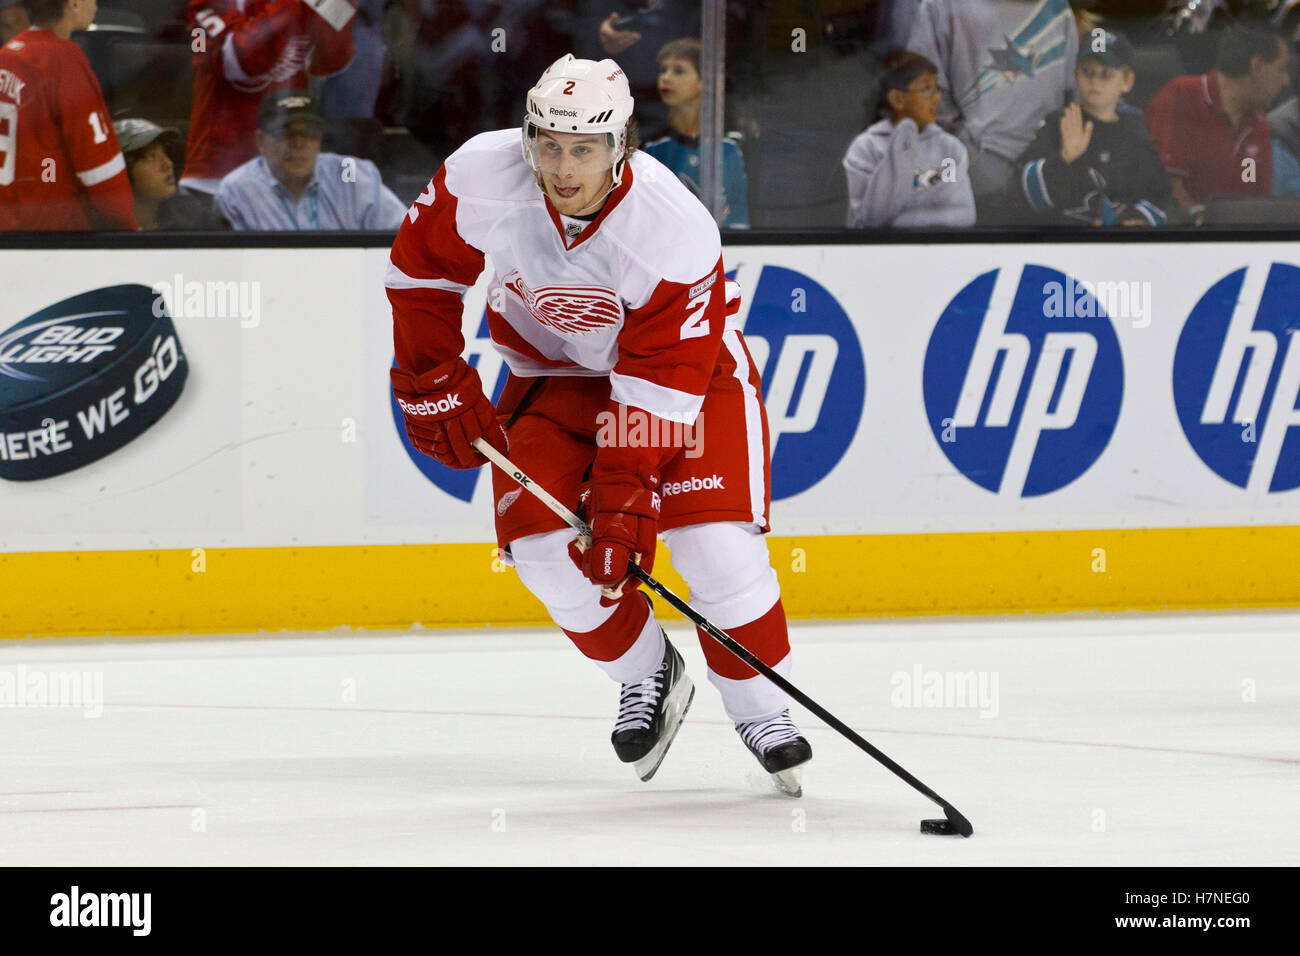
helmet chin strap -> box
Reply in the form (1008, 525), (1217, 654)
(570, 168), (618, 216)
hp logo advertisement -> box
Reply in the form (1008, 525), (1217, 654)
(391, 264), (865, 502)
(923, 265), (1124, 497)
(1173, 264), (1300, 493)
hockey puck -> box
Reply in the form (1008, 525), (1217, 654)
(920, 818), (959, 835)
(0, 284), (187, 481)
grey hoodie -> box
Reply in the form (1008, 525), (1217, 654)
(843, 118), (976, 227)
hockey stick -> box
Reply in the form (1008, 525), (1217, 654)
(474, 438), (974, 837)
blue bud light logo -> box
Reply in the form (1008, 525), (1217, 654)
(923, 265), (1123, 496)
(737, 265), (864, 499)
(392, 264), (865, 502)
(1173, 264), (1300, 492)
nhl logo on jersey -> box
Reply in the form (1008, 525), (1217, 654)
(565, 221), (583, 239)
(503, 271), (622, 335)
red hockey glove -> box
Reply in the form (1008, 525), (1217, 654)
(390, 359), (506, 469)
(569, 477), (661, 605)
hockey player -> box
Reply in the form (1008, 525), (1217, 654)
(180, 0), (355, 194)
(386, 54), (812, 792)
(0, 0), (137, 231)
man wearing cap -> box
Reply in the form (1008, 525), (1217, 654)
(214, 89), (405, 230)
(0, 0), (29, 46)
(113, 118), (227, 230)
(1015, 29), (1171, 226)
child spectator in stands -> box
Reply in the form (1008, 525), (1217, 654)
(1016, 30), (1170, 226)
(0, 0), (136, 231)
(215, 89), (406, 230)
(907, 0), (1078, 223)
(643, 37), (749, 228)
(842, 50), (975, 228)
(114, 118), (228, 230)
(181, 0), (356, 196)
(0, 0), (29, 46)
(1145, 23), (1290, 224)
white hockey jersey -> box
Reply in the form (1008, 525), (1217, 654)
(386, 128), (740, 425)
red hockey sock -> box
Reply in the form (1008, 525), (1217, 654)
(561, 593), (651, 662)
(698, 598), (790, 680)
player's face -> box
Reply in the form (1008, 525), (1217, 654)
(128, 141), (177, 201)
(258, 119), (323, 182)
(889, 72), (941, 128)
(1074, 61), (1134, 115)
(657, 57), (701, 106)
(534, 131), (615, 215)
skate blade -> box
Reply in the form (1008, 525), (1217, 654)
(633, 677), (695, 782)
(771, 767), (803, 798)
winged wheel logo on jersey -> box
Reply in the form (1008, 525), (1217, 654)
(503, 271), (621, 336)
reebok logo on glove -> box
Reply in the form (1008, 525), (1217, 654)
(397, 394), (462, 416)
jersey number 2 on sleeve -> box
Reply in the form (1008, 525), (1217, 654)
(680, 290), (710, 340)
(0, 102), (16, 186)
(406, 179), (436, 224)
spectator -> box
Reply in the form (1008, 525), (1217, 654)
(643, 37), (749, 228)
(113, 118), (228, 230)
(0, 0), (136, 231)
(181, 0), (356, 196)
(907, 0), (1078, 222)
(842, 50), (975, 228)
(0, 0), (29, 46)
(1145, 23), (1290, 224)
(589, 3), (756, 142)
(1016, 30), (1170, 226)
(215, 89), (406, 230)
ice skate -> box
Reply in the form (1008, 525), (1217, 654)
(736, 709), (812, 797)
(611, 635), (694, 782)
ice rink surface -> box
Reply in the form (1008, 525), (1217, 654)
(2, 610), (1297, 866)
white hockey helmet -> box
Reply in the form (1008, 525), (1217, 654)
(522, 54), (635, 188)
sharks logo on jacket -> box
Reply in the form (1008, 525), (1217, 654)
(959, 0), (1073, 110)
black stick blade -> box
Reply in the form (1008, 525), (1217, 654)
(943, 805), (974, 838)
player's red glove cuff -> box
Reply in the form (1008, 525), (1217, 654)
(391, 359), (506, 469)
(568, 478), (660, 604)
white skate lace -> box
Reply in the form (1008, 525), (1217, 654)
(737, 710), (801, 755)
(614, 660), (666, 734)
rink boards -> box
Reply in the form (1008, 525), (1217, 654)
(2, 243), (1298, 636)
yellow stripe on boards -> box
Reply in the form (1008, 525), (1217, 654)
(3, 525), (1300, 638)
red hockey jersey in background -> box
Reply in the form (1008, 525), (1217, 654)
(181, 0), (355, 189)
(0, 28), (136, 231)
